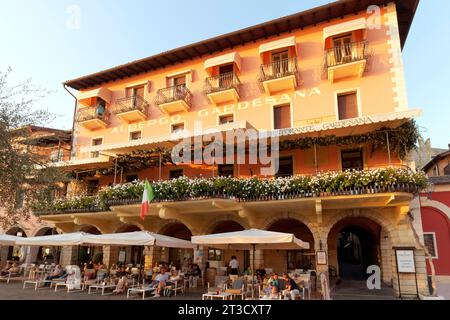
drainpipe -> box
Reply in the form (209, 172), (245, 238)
(63, 84), (78, 161)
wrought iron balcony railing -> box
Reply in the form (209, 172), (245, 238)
(112, 95), (149, 114)
(259, 57), (299, 82)
(154, 84), (192, 106)
(325, 41), (368, 68)
(204, 72), (241, 95)
(76, 105), (109, 123)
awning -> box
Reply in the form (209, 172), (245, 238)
(259, 36), (297, 56)
(204, 52), (242, 74)
(0, 234), (21, 246)
(323, 18), (367, 41)
(15, 232), (88, 246)
(77, 88), (112, 106)
(48, 155), (112, 171)
(83, 231), (195, 249)
(191, 228), (309, 250)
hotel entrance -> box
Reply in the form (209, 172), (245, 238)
(328, 217), (381, 280)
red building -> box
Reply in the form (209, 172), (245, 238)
(420, 145), (450, 280)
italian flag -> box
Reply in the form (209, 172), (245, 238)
(140, 179), (155, 220)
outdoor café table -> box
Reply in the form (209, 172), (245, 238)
(127, 286), (156, 300)
(88, 283), (117, 296)
(202, 292), (232, 300)
(23, 279), (52, 290)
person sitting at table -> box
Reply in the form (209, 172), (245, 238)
(4, 263), (20, 276)
(151, 268), (169, 298)
(255, 264), (266, 283)
(264, 273), (280, 298)
(0, 262), (12, 276)
(189, 264), (201, 288)
(282, 273), (301, 300)
(44, 264), (65, 286)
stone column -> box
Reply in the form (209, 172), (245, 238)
(102, 245), (119, 268)
(59, 246), (79, 266)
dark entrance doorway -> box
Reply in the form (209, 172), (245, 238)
(329, 217), (381, 280)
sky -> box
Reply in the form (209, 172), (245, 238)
(0, 0), (448, 149)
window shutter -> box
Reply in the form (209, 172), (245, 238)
(338, 93), (358, 120)
(274, 105), (291, 129)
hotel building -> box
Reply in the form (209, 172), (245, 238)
(27, 0), (426, 297)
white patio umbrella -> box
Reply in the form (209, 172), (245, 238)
(15, 232), (89, 246)
(82, 231), (196, 249)
(191, 228), (310, 298)
(0, 234), (21, 246)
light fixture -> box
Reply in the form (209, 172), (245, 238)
(16, 231), (23, 237)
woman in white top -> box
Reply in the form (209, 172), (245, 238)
(229, 256), (239, 275)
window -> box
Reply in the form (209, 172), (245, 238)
(423, 233), (438, 258)
(218, 64), (234, 88)
(337, 92), (358, 120)
(332, 34), (353, 64)
(126, 175), (139, 183)
(219, 114), (234, 125)
(276, 156), (293, 178)
(126, 85), (145, 108)
(208, 249), (222, 261)
(341, 149), (363, 171)
(169, 169), (184, 179)
(130, 131), (141, 140)
(171, 123), (185, 133)
(91, 138), (103, 158)
(271, 50), (289, 75)
(218, 164), (234, 177)
(87, 179), (99, 196)
(273, 104), (291, 129)
(444, 164), (450, 176)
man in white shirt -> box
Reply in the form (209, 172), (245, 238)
(229, 256), (239, 275)
(152, 269), (170, 298)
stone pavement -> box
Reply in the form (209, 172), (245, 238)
(331, 280), (399, 300)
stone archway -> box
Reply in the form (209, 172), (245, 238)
(77, 225), (102, 265)
(264, 218), (316, 273)
(158, 222), (193, 269)
(327, 217), (381, 280)
(4, 227), (27, 262)
(32, 227), (59, 264)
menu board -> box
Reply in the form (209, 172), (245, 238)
(396, 249), (416, 273)
(316, 251), (327, 265)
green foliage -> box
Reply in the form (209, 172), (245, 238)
(34, 168), (428, 214)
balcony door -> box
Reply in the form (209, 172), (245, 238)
(172, 75), (186, 100)
(218, 64), (234, 89)
(126, 85), (145, 108)
(271, 50), (289, 76)
(333, 34), (353, 64)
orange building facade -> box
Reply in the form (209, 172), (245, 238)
(30, 0), (429, 297)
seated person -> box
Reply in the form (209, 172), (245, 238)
(44, 264), (65, 286)
(189, 264), (201, 288)
(264, 273), (280, 298)
(282, 273), (301, 300)
(255, 264), (267, 283)
(113, 275), (128, 294)
(163, 269), (181, 294)
(150, 269), (169, 298)
(0, 262), (12, 276)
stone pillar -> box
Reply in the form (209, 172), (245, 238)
(102, 245), (119, 268)
(25, 246), (39, 265)
(60, 246), (79, 266)
(0, 246), (9, 269)
(380, 229), (393, 285)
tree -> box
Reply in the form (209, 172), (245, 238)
(0, 68), (69, 228)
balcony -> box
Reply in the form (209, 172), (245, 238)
(33, 168), (427, 216)
(205, 72), (241, 105)
(155, 85), (192, 114)
(113, 95), (149, 123)
(259, 57), (299, 95)
(325, 41), (368, 82)
(76, 105), (109, 130)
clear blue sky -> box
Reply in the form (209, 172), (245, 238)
(0, 0), (448, 148)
